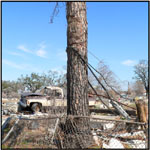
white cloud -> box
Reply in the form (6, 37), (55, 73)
(36, 49), (47, 58)
(17, 43), (48, 58)
(122, 60), (136, 66)
(2, 59), (40, 72)
(8, 52), (25, 57)
(36, 42), (47, 58)
(17, 45), (32, 53)
(3, 59), (23, 69)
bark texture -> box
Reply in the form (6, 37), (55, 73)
(66, 2), (89, 117)
(65, 3), (93, 148)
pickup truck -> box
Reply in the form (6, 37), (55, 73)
(18, 86), (66, 113)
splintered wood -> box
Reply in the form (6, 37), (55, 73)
(135, 100), (148, 129)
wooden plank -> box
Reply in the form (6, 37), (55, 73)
(2, 117), (12, 131)
(89, 108), (136, 116)
(2, 118), (20, 144)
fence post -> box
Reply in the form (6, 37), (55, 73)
(135, 100), (148, 129)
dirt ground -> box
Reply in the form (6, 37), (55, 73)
(2, 98), (19, 104)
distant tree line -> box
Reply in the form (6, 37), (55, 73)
(2, 70), (66, 98)
(2, 59), (148, 99)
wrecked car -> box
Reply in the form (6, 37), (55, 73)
(18, 86), (67, 113)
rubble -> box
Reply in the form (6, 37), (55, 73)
(2, 96), (148, 149)
(103, 138), (124, 148)
(132, 131), (146, 139)
(103, 123), (114, 130)
(122, 131), (145, 137)
(132, 140), (146, 148)
(127, 140), (146, 148)
(2, 109), (10, 115)
(92, 132), (101, 147)
(2, 112), (148, 149)
(2, 102), (18, 114)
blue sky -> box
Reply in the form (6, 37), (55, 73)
(2, 2), (148, 86)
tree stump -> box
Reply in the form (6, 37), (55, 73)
(135, 100), (148, 129)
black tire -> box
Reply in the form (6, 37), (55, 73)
(31, 103), (41, 113)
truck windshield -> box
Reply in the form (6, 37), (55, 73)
(44, 89), (62, 98)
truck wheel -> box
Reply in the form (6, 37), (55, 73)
(31, 103), (41, 113)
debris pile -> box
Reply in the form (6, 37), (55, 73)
(2, 114), (148, 149)
(2, 101), (18, 115)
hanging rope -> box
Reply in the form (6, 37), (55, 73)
(67, 46), (131, 119)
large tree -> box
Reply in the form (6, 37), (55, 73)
(17, 73), (43, 92)
(133, 60), (148, 95)
(132, 80), (145, 96)
(66, 2), (89, 117)
(97, 61), (121, 91)
(66, 2), (92, 148)
(16, 70), (66, 93)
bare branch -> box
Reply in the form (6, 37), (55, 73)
(50, 2), (59, 24)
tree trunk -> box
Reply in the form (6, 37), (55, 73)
(66, 2), (89, 117)
(65, 2), (93, 148)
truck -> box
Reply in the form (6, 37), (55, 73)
(18, 86), (67, 113)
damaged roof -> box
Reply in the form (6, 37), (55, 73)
(21, 93), (44, 97)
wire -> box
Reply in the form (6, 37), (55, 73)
(88, 50), (133, 101)
(88, 50), (124, 87)
(88, 50), (101, 62)
(67, 46), (131, 119)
